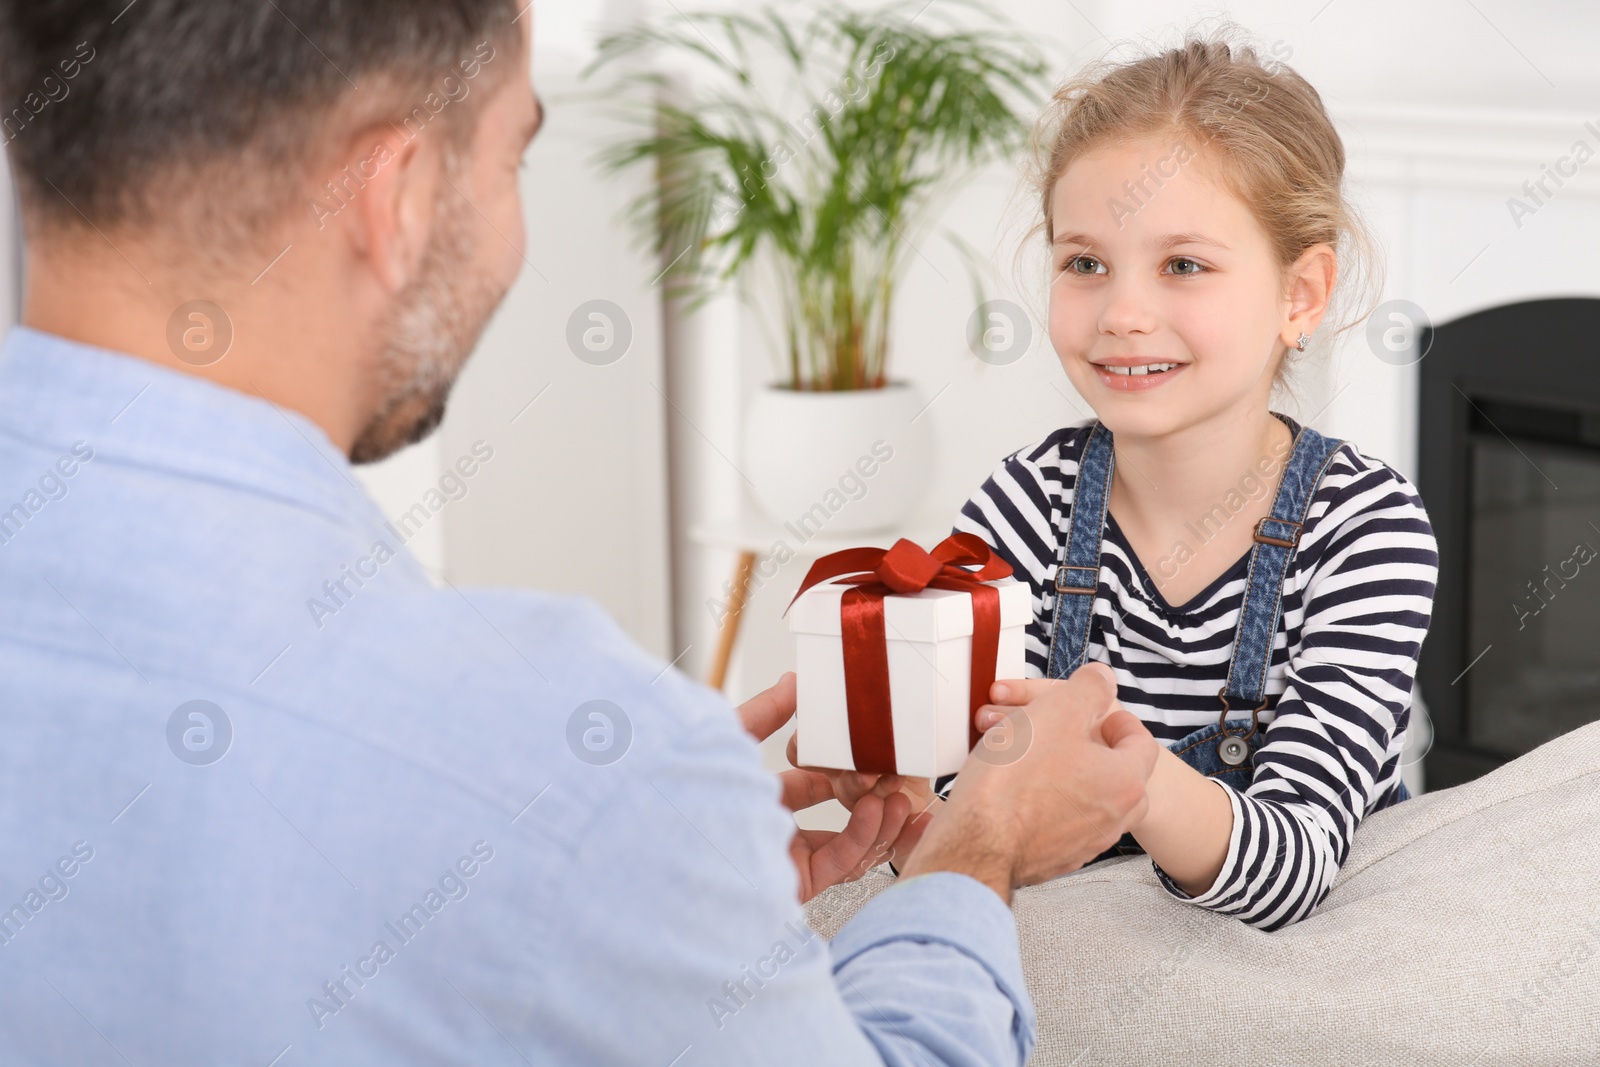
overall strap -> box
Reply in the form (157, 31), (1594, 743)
(1045, 423), (1115, 679)
(1223, 421), (1345, 707)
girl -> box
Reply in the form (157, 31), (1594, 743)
(935, 35), (1439, 932)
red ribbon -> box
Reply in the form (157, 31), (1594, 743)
(784, 533), (1013, 775)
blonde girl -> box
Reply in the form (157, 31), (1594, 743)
(940, 34), (1439, 931)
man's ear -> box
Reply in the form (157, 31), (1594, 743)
(334, 124), (440, 294)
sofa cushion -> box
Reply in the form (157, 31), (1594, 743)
(805, 721), (1600, 1065)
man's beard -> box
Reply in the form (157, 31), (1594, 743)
(349, 169), (506, 466)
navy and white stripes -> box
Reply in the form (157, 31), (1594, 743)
(953, 423), (1439, 930)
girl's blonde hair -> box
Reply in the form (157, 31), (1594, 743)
(1025, 28), (1381, 367)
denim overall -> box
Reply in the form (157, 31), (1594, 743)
(1047, 418), (1408, 865)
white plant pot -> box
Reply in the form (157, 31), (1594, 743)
(743, 382), (935, 536)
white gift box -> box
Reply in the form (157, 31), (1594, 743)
(788, 577), (1030, 778)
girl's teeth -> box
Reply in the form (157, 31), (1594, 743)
(1105, 363), (1178, 376)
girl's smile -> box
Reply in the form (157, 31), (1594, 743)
(1090, 357), (1188, 391)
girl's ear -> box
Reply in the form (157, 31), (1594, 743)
(1282, 243), (1337, 349)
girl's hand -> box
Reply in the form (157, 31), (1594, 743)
(978, 676), (1121, 732)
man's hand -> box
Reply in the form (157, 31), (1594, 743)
(766, 698), (942, 871)
(900, 663), (1159, 904)
(737, 673), (912, 903)
(781, 726), (940, 852)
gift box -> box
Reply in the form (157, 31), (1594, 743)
(784, 534), (1030, 778)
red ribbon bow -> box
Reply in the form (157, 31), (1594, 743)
(784, 533), (1013, 774)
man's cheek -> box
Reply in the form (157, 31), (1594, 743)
(491, 194), (527, 282)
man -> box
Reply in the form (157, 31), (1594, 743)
(0, 2), (1157, 1064)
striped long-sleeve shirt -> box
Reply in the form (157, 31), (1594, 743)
(952, 422), (1439, 931)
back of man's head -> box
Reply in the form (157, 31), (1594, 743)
(0, 1), (536, 465)
(0, 0), (522, 250)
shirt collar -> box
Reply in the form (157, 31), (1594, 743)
(0, 325), (382, 530)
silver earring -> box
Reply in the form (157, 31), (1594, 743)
(1295, 332), (1311, 351)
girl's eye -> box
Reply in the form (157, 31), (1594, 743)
(1062, 254), (1106, 275)
(1166, 256), (1205, 276)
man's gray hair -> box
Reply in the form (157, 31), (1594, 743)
(0, 0), (521, 238)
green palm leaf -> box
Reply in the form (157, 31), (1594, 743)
(585, 1), (1050, 391)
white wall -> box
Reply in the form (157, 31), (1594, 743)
(0, 157), (18, 335)
(1327, 105), (1600, 480)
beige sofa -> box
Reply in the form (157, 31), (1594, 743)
(806, 721), (1600, 1065)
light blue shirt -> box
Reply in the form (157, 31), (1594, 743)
(0, 326), (1035, 1066)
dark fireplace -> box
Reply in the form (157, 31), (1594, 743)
(1418, 298), (1600, 789)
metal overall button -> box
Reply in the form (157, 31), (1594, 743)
(1216, 687), (1268, 767)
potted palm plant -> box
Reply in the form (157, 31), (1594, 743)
(587, 2), (1049, 532)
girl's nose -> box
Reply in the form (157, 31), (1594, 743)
(1096, 276), (1159, 338)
